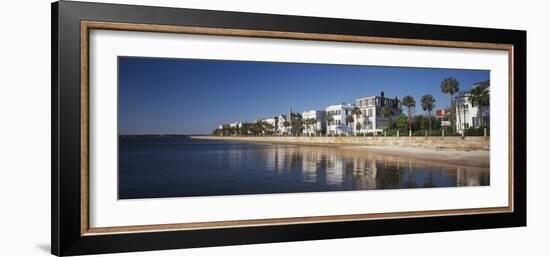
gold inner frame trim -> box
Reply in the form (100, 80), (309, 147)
(80, 20), (515, 236)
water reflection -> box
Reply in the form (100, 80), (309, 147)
(118, 139), (489, 199)
(260, 145), (489, 191)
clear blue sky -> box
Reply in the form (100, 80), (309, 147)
(118, 57), (489, 135)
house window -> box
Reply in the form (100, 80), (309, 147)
(368, 109), (372, 117)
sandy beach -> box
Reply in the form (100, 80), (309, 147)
(341, 145), (490, 168)
(192, 136), (490, 169)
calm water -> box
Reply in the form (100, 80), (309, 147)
(118, 137), (489, 199)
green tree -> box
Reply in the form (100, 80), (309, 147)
(345, 115), (355, 125)
(381, 106), (394, 130)
(283, 120), (291, 135)
(432, 117), (441, 130)
(250, 122), (263, 135)
(413, 115), (426, 131)
(228, 126), (236, 136)
(440, 77), (460, 132)
(310, 118), (317, 134)
(421, 94), (436, 131)
(395, 114), (409, 131)
(291, 116), (303, 132)
(345, 115), (354, 135)
(223, 127), (228, 135)
(402, 95), (416, 132)
(468, 86), (490, 128)
(262, 122), (275, 135)
(302, 118), (310, 134)
(239, 126), (249, 136)
(303, 118), (317, 135)
(351, 107), (362, 135)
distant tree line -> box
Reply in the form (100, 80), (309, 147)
(212, 121), (276, 136)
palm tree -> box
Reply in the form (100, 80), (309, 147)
(325, 113), (334, 135)
(309, 118), (317, 135)
(381, 106), (394, 130)
(456, 91), (467, 133)
(221, 125), (230, 136)
(283, 120), (290, 135)
(345, 115), (355, 135)
(468, 86), (490, 128)
(421, 94), (436, 131)
(402, 96), (416, 132)
(244, 125), (250, 135)
(440, 77), (460, 132)
(303, 118), (316, 135)
(291, 116), (303, 135)
(351, 107), (362, 135)
(250, 122), (263, 135)
(263, 122), (275, 135)
(302, 118), (310, 135)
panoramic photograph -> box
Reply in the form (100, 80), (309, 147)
(118, 56), (491, 199)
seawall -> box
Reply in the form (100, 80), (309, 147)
(190, 135), (490, 150)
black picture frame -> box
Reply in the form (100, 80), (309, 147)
(52, 1), (526, 256)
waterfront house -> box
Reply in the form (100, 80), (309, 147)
(275, 110), (302, 135)
(435, 108), (452, 127)
(229, 121), (251, 129)
(354, 91), (402, 135)
(455, 80), (490, 133)
(261, 116), (279, 135)
(216, 121), (251, 135)
(325, 103), (354, 135)
(302, 110), (326, 136)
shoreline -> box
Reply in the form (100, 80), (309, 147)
(190, 136), (490, 168)
(342, 145), (489, 168)
(190, 135), (490, 150)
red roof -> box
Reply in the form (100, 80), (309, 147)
(435, 109), (448, 117)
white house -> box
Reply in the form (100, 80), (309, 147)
(354, 91), (402, 135)
(455, 80), (490, 133)
(325, 104), (354, 135)
(276, 114), (290, 135)
(302, 110), (326, 136)
(275, 109), (303, 135)
(261, 116), (279, 134)
(229, 121), (244, 128)
(217, 121), (252, 135)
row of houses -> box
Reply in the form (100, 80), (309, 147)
(219, 91), (403, 136)
(220, 81), (490, 136)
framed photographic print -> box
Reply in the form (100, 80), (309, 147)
(51, 1), (526, 256)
